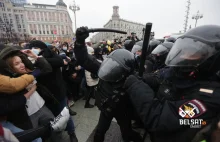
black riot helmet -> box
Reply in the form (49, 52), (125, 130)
(149, 40), (161, 53)
(166, 37), (176, 43)
(131, 41), (143, 54)
(151, 42), (173, 65)
(165, 25), (220, 78)
(98, 49), (135, 83)
(123, 40), (135, 51)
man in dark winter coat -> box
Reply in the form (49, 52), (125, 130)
(29, 40), (78, 142)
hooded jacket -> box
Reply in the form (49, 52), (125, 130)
(0, 46), (52, 130)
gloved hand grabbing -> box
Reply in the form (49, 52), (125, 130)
(76, 26), (89, 44)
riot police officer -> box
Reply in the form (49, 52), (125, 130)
(123, 25), (220, 142)
(124, 39), (135, 52)
(148, 39), (161, 53)
(145, 42), (173, 73)
(166, 37), (176, 43)
(74, 27), (143, 142)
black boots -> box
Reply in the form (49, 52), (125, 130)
(69, 109), (77, 116)
(69, 132), (78, 142)
(84, 103), (94, 108)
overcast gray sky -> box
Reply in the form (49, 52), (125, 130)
(29, 0), (220, 38)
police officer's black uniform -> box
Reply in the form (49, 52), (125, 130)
(74, 27), (142, 142)
(124, 25), (220, 142)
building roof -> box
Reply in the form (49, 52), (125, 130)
(120, 18), (144, 26)
(56, 0), (67, 7)
(32, 3), (56, 7)
(104, 18), (144, 28)
(104, 20), (112, 27)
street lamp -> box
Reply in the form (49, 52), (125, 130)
(69, 0), (80, 33)
(192, 11), (203, 27)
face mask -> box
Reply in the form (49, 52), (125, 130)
(63, 47), (67, 50)
(32, 49), (40, 55)
(135, 54), (140, 58)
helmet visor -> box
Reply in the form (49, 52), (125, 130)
(131, 45), (142, 54)
(165, 38), (217, 67)
(98, 57), (127, 82)
(151, 44), (168, 56)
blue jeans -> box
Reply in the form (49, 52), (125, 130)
(1, 121), (42, 142)
(59, 97), (75, 134)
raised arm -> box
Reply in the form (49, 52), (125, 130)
(0, 74), (34, 94)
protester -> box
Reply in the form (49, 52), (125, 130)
(29, 40), (78, 142)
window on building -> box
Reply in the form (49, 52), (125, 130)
(51, 30), (53, 34)
(18, 25), (21, 28)
(39, 31), (41, 34)
(47, 31), (49, 34)
(0, 3), (4, 7)
(24, 29), (26, 32)
(23, 25), (25, 28)
(35, 30), (37, 34)
(43, 31), (45, 34)
(62, 31), (64, 35)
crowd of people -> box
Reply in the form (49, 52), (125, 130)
(1, 24), (220, 142)
(0, 32), (144, 142)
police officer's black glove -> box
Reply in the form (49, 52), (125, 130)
(76, 26), (89, 44)
(123, 75), (140, 90)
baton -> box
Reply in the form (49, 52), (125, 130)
(138, 23), (152, 78)
(88, 28), (127, 34)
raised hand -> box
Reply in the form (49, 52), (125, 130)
(76, 26), (89, 44)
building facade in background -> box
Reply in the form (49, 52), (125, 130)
(91, 6), (145, 43)
(0, 0), (28, 42)
(10, 0), (27, 5)
(0, 0), (73, 43)
(24, 0), (73, 42)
